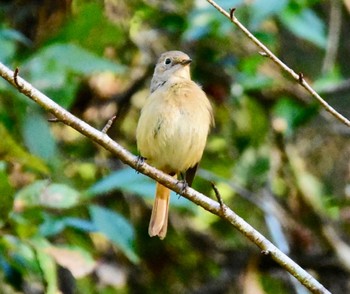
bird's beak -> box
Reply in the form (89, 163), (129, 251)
(179, 58), (192, 66)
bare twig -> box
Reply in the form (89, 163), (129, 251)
(0, 61), (330, 294)
(14, 67), (22, 89)
(206, 0), (350, 128)
(102, 115), (117, 134)
(211, 182), (224, 208)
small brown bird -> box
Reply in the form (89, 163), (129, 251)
(136, 51), (214, 239)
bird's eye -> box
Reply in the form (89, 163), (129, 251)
(164, 58), (171, 65)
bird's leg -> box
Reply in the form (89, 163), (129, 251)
(176, 172), (189, 195)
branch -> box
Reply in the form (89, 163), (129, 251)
(0, 62), (330, 293)
(322, 0), (342, 73)
(206, 0), (350, 128)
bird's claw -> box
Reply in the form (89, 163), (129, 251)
(136, 155), (147, 172)
(176, 179), (188, 195)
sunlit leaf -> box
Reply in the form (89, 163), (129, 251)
(89, 205), (139, 263)
(14, 180), (80, 211)
(241, 257), (265, 294)
(45, 245), (96, 278)
(95, 261), (127, 288)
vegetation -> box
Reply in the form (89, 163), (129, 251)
(1, 0), (350, 293)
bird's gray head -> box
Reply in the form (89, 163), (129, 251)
(150, 51), (192, 92)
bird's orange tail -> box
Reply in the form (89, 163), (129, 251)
(148, 182), (170, 239)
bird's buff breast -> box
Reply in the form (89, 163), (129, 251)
(136, 82), (211, 174)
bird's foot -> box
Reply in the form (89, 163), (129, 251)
(176, 179), (188, 196)
(135, 155), (147, 173)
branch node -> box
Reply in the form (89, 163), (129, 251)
(229, 8), (236, 20)
(298, 72), (304, 84)
(102, 115), (117, 134)
(259, 51), (268, 57)
(48, 117), (61, 123)
(261, 250), (270, 255)
(14, 67), (23, 89)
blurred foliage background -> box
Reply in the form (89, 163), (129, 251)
(0, 0), (350, 293)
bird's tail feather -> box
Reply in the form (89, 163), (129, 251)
(149, 182), (171, 239)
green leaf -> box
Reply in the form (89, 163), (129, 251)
(234, 96), (269, 148)
(0, 124), (49, 174)
(184, 8), (212, 40)
(250, 0), (288, 29)
(273, 97), (317, 135)
(0, 235), (40, 274)
(39, 214), (66, 236)
(233, 147), (269, 187)
(52, 2), (126, 54)
(184, 0), (243, 41)
(87, 167), (154, 197)
(87, 167), (191, 208)
(30, 237), (58, 294)
(64, 217), (96, 232)
(0, 28), (31, 62)
(14, 180), (80, 210)
(313, 68), (343, 92)
(22, 43), (124, 108)
(237, 56), (273, 91)
(0, 162), (14, 222)
(0, 28), (31, 45)
(288, 148), (331, 217)
(280, 7), (326, 48)
(40, 214), (96, 237)
(47, 43), (124, 74)
(89, 205), (139, 263)
(24, 43), (124, 78)
(22, 109), (58, 162)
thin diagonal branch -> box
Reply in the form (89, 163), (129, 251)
(206, 0), (350, 128)
(0, 61), (330, 293)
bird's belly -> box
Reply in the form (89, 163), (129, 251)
(142, 112), (207, 173)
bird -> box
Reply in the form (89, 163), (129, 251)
(136, 51), (214, 239)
